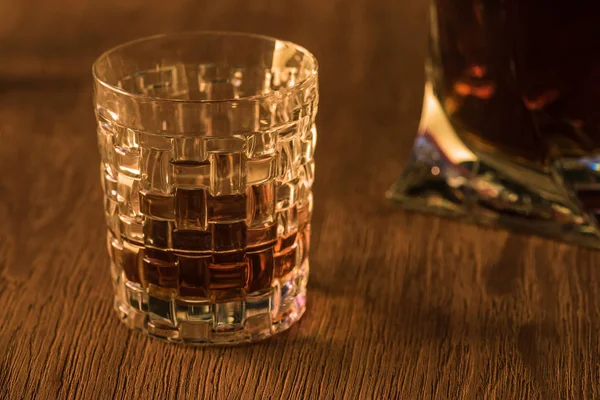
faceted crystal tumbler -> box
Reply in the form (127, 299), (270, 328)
(93, 32), (318, 345)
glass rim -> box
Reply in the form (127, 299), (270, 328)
(92, 31), (319, 104)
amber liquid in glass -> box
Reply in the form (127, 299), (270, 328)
(431, 0), (600, 165)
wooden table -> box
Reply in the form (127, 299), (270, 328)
(1, 1), (599, 398)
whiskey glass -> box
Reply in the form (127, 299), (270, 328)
(93, 32), (318, 344)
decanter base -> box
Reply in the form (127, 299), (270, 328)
(389, 132), (600, 249)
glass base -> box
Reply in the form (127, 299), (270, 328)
(389, 86), (600, 249)
(111, 262), (307, 346)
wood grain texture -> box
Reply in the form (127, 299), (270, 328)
(1, 0), (599, 399)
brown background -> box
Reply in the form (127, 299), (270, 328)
(1, 0), (599, 399)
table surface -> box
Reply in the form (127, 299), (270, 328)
(1, 1), (599, 399)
